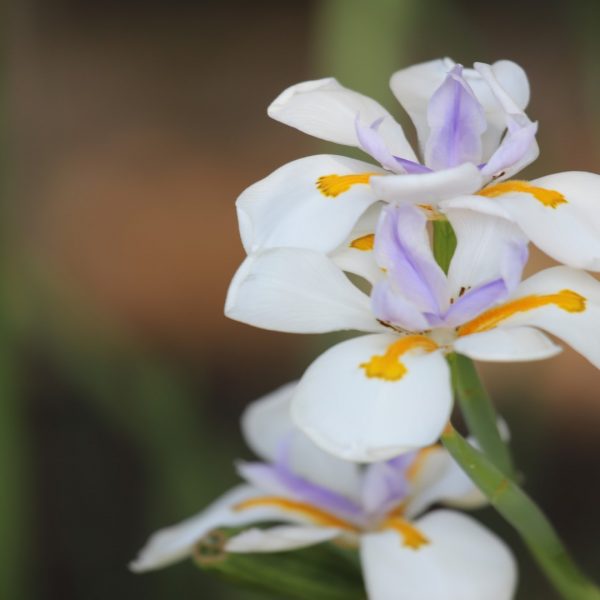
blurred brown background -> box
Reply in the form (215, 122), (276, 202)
(4, 0), (600, 598)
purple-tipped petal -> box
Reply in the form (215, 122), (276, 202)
(392, 157), (433, 174)
(374, 205), (449, 316)
(424, 65), (487, 171)
(355, 116), (406, 173)
(443, 278), (509, 327)
(481, 118), (538, 178)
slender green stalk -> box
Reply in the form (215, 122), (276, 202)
(432, 218), (514, 475)
(447, 352), (515, 477)
(442, 425), (600, 600)
(432, 216), (600, 597)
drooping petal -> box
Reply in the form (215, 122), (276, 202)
(390, 58), (529, 160)
(355, 117), (406, 173)
(474, 266), (600, 368)
(291, 334), (452, 462)
(444, 196), (529, 298)
(360, 510), (517, 600)
(374, 205), (449, 315)
(481, 118), (538, 179)
(474, 62), (538, 179)
(130, 485), (268, 572)
(241, 382), (363, 502)
(370, 162), (483, 206)
(237, 155), (384, 254)
(226, 248), (384, 334)
(268, 78), (417, 160)
(454, 326), (562, 362)
(403, 446), (485, 519)
(482, 171), (600, 271)
(225, 525), (342, 553)
(424, 65), (487, 171)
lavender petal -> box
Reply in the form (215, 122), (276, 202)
(355, 116), (405, 173)
(443, 278), (509, 327)
(481, 118), (538, 178)
(374, 205), (449, 316)
(424, 64), (487, 171)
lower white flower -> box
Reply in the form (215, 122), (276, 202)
(226, 203), (600, 461)
(130, 384), (517, 600)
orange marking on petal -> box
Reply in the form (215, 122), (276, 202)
(359, 335), (438, 382)
(458, 289), (586, 337)
(350, 233), (375, 251)
(233, 496), (359, 532)
(479, 180), (567, 208)
(382, 516), (430, 550)
(317, 173), (377, 197)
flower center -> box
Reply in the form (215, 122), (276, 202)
(316, 173), (377, 197)
(458, 289), (586, 336)
(234, 496), (430, 550)
(360, 335), (439, 381)
(479, 180), (567, 208)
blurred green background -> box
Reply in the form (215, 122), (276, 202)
(5, 0), (600, 598)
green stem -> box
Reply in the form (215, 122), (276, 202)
(442, 425), (600, 600)
(432, 219), (514, 475)
(447, 352), (515, 477)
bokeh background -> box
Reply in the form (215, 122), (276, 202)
(5, 0), (600, 598)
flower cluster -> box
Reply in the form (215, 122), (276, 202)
(132, 58), (600, 599)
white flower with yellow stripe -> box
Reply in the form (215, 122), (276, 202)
(240, 57), (600, 271)
(226, 202), (600, 461)
(130, 384), (517, 600)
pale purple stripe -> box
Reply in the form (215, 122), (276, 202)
(425, 64), (486, 171)
(374, 205), (448, 316)
(482, 118), (538, 178)
(237, 461), (364, 519)
(443, 278), (508, 327)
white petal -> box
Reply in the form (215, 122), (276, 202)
(130, 485), (264, 572)
(445, 200), (529, 296)
(237, 154), (384, 254)
(454, 326), (562, 362)
(492, 171), (600, 270)
(404, 446), (486, 519)
(241, 382), (362, 501)
(360, 510), (517, 600)
(225, 525), (341, 553)
(473, 62), (538, 178)
(330, 202), (384, 285)
(498, 266), (600, 368)
(390, 58), (529, 160)
(225, 248), (383, 334)
(291, 334), (453, 462)
(370, 163), (483, 206)
(268, 78), (416, 160)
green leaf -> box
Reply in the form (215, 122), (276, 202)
(194, 528), (366, 600)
